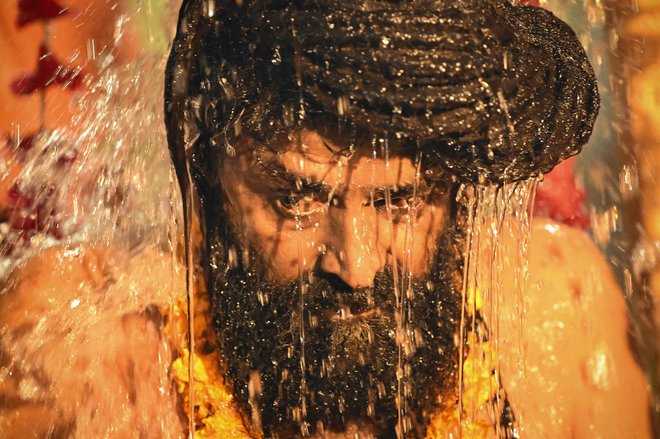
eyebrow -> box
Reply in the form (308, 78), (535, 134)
(370, 182), (430, 201)
(254, 157), (431, 198)
(254, 158), (334, 193)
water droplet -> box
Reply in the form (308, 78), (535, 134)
(584, 344), (615, 390)
(205, 0), (215, 17)
(271, 47), (281, 65)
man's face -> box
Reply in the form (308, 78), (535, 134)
(208, 130), (461, 437)
(220, 130), (448, 284)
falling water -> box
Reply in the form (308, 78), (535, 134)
(456, 179), (538, 438)
(0, 27), (185, 439)
(295, 209), (310, 436)
(182, 162), (197, 438)
(381, 137), (406, 438)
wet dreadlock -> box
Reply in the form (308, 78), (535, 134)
(165, 0), (599, 187)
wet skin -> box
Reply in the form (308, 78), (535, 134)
(219, 129), (449, 288)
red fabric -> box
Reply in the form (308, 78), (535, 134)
(518, 0), (541, 5)
(16, 0), (68, 27)
(11, 45), (83, 95)
(534, 157), (590, 229)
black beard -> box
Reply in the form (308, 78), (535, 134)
(206, 225), (463, 438)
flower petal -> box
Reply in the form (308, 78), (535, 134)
(17, 0), (68, 27)
(10, 45), (84, 95)
(10, 74), (38, 95)
(535, 157), (590, 230)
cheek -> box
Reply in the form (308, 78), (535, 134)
(389, 205), (445, 272)
(261, 228), (323, 281)
(226, 184), (323, 281)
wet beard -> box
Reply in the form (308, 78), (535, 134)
(208, 232), (462, 438)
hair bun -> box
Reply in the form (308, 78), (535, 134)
(166, 0), (599, 184)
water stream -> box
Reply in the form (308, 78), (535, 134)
(457, 180), (538, 438)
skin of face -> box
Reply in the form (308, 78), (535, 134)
(219, 129), (449, 287)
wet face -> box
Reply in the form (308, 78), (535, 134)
(220, 130), (448, 285)
(207, 130), (461, 437)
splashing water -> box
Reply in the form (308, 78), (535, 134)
(0, 21), (186, 439)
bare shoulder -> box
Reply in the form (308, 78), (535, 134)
(0, 244), (184, 438)
(0, 246), (113, 329)
(0, 245), (182, 328)
(499, 220), (651, 438)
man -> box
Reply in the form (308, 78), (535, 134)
(161, 0), (651, 437)
(0, 0), (653, 438)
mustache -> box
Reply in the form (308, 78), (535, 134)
(253, 264), (413, 317)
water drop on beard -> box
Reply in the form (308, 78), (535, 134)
(337, 96), (349, 116)
(227, 246), (238, 268)
(272, 47), (282, 65)
(337, 396), (346, 413)
(248, 371), (263, 431)
(225, 142), (236, 158)
(205, 0), (215, 17)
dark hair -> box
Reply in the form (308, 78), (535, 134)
(165, 0), (599, 192)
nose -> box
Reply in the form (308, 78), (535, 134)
(319, 201), (385, 289)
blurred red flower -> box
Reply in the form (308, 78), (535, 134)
(535, 157), (590, 230)
(16, 0), (68, 27)
(11, 45), (83, 95)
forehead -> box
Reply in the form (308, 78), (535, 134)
(257, 130), (419, 188)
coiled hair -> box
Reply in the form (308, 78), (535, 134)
(165, 0), (599, 189)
